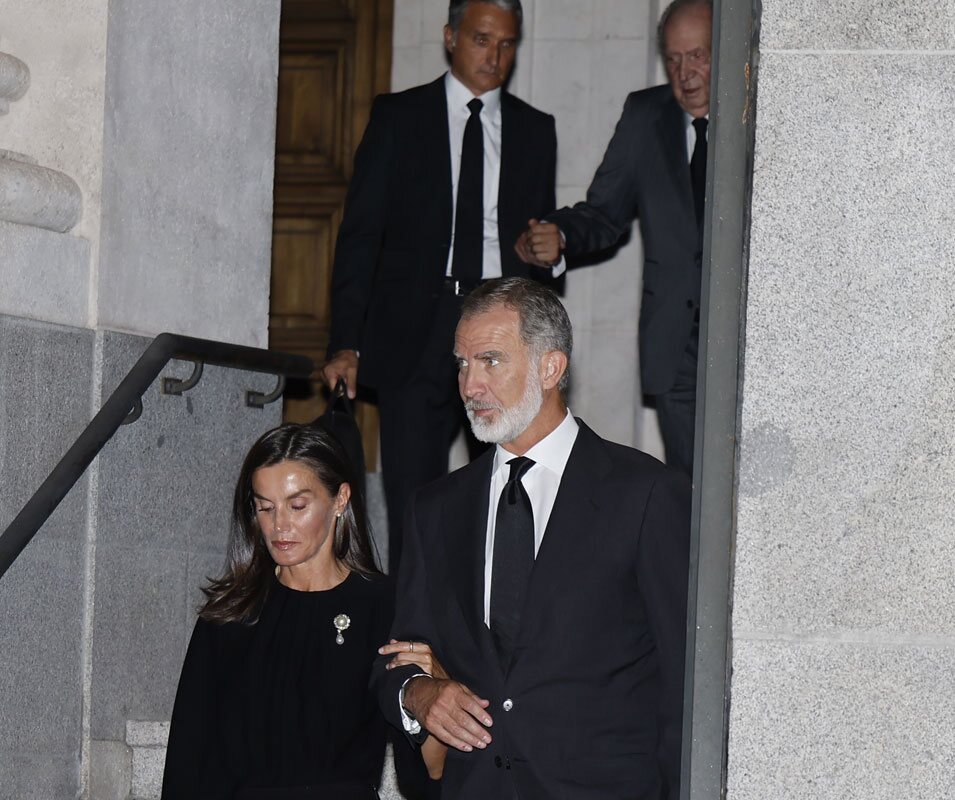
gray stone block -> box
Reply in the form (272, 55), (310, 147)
(0, 752), (81, 800)
(89, 739), (132, 800)
(761, 0), (955, 51)
(0, 317), (92, 798)
(96, 0), (281, 347)
(95, 330), (279, 556)
(89, 329), (280, 741)
(90, 544), (189, 741)
(735, 52), (955, 636)
(727, 639), (955, 800)
(0, 314), (94, 543)
(0, 541), (85, 751)
(131, 744), (166, 800)
(126, 720), (170, 747)
(0, 221), (90, 328)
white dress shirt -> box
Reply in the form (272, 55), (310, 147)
(483, 410), (578, 624)
(443, 72), (566, 279)
(684, 111), (709, 161)
(445, 72), (504, 279)
(399, 410), (579, 734)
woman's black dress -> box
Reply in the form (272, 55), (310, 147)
(161, 572), (394, 799)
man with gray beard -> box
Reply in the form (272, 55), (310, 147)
(374, 278), (691, 799)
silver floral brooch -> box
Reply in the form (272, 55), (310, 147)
(333, 613), (351, 645)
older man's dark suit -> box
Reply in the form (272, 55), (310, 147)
(375, 421), (690, 799)
(327, 76), (557, 570)
(547, 85), (701, 470)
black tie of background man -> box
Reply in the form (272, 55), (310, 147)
(452, 98), (484, 284)
(690, 116), (708, 226)
(490, 456), (535, 671)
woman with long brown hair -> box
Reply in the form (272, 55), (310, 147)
(161, 423), (439, 799)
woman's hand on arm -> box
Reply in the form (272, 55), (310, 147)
(379, 640), (451, 777)
(379, 639), (449, 679)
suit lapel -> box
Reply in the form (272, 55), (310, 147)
(657, 94), (694, 222)
(446, 451), (496, 650)
(421, 77), (453, 246)
(514, 423), (611, 661)
(498, 92), (520, 268)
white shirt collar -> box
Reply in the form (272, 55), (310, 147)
(492, 409), (579, 479)
(445, 70), (502, 117)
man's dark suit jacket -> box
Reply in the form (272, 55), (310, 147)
(327, 76), (557, 390)
(375, 421), (690, 799)
(548, 85), (699, 396)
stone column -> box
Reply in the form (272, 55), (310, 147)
(727, 2), (955, 798)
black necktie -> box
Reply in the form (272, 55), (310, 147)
(690, 116), (708, 226)
(451, 98), (484, 284)
(489, 456), (535, 671)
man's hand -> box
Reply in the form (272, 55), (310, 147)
(321, 349), (359, 399)
(403, 676), (494, 753)
(514, 218), (563, 268)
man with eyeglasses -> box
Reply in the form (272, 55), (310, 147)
(515, 0), (713, 477)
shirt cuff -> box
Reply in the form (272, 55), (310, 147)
(399, 673), (432, 735)
(539, 221), (567, 277)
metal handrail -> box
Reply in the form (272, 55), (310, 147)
(0, 332), (314, 580)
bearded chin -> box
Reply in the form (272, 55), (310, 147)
(466, 376), (544, 445)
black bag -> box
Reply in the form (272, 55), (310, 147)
(312, 380), (366, 497)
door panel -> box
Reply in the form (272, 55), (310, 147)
(270, 0), (393, 468)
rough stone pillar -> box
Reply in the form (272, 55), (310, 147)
(727, 2), (955, 798)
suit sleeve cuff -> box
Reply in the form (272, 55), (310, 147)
(399, 673), (432, 736)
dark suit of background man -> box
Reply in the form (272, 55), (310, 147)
(516, 0), (713, 476)
(377, 278), (691, 799)
(322, 0), (560, 576)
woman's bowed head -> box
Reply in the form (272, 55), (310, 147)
(200, 423), (381, 622)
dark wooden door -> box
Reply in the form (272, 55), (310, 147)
(270, 0), (393, 468)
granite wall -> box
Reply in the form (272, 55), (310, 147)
(0, 319), (282, 799)
(0, 0), (281, 346)
(0, 1), (284, 796)
(727, 1), (955, 797)
(96, 0), (281, 348)
(87, 331), (283, 799)
(0, 317), (94, 799)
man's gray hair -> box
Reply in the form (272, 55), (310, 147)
(461, 277), (573, 393)
(448, 0), (524, 34)
(657, 0), (712, 54)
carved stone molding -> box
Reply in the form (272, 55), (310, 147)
(0, 51), (30, 115)
(0, 151), (82, 232)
